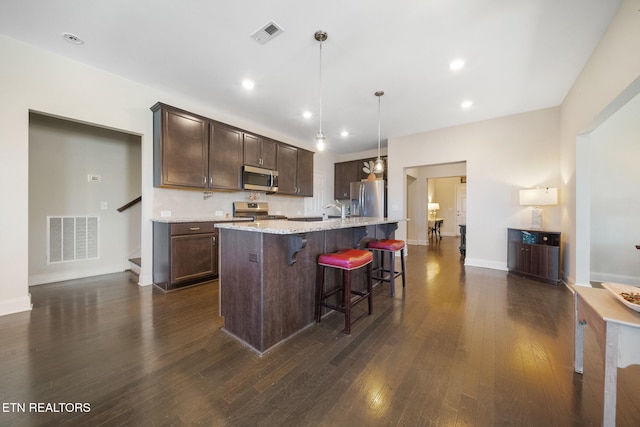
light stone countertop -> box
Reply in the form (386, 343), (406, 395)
(151, 217), (252, 223)
(214, 217), (403, 235)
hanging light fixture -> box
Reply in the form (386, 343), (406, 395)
(314, 30), (327, 151)
(374, 90), (385, 172)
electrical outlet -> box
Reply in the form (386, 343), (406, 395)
(160, 210), (171, 217)
(249, 252), (258, 263)
(215, 210), (223, 217)
(100, 201), (108, 210)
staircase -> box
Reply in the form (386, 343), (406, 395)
(127, 254), (141, 275)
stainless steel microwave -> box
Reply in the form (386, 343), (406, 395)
(242, 165), (278, 192)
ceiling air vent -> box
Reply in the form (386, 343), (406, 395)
(250, 21), (284, 44)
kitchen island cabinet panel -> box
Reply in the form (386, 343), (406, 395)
(218, 229), (263, 348)
(217, 218), (401, 353)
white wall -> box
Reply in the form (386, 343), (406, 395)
(0, 35), (337, 316)
(28, 114), (141, 285)
(560, 0), (640, 286)
(589, 92), (640, 284)
(388, 107), (561, 272)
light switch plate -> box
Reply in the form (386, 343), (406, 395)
(160, 210), (171, 217)
(215, 210), (223, 217)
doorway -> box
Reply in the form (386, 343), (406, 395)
(405, 161), (467, 246)
(28, 113), (142, 286)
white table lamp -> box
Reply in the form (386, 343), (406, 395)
(428, 202), (440, 221)
(519, 187), (557, 229)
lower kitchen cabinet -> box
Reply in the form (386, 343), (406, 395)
(153, 221), (218, 292)
(507, 228), (561, 284)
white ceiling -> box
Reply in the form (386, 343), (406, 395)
(0, 0), (622, 154)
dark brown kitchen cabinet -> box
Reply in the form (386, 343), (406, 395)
(507, 228), (561, 284)
(334, 161), (360, 199)
(243, 134), (277, 170)
(152, 103), (242, 191)
(209, 123), (243, 190)
(152, 104), (208, 189)
(276, 144), (314, 196)
(296, 148), (314, 196)
(153, 221), (219, 292)
(334, 157), (387, 199)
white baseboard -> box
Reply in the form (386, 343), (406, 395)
(0, 294), (32, 316)
(590, 272), (640, 286)
(464, 258), (508, 271)
(28, 264), (126, 286)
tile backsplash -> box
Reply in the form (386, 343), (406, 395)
(153, 188), (308, 218)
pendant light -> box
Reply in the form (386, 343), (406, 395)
(374, 90), (385, 172)
(314, 30), (327, 151)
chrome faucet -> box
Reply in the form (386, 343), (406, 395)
(323, 200), (347, 219)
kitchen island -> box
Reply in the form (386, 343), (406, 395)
(215, 217), (402, 353)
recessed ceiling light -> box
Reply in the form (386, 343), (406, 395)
(302, 111), (312, 119)
(63, 33), (84, 45)
(242, 79), (255, 90)
(461, 100), (473, 109)
(450, 58), (465, 71)
(340, 131), (349, 137)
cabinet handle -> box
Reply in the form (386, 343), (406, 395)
(212, 236), (216, 245)
(202, 176), (206, 185)
(209, 177), (213, 185)
(190, 227), (201, 231)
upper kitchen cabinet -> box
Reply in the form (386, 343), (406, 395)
(209, 123), (243, 190)
(277, 144), (314, 197)
(152, 103), (208, 189)
(243, 133), (277, 170)
(334, 161), (360, 199)
(152, 103), (242, 191)
(334, 157), (387, 199)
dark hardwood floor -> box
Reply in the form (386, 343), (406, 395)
(1, 237), (639, 426)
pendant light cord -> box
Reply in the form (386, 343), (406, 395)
(318, 40), (323, 137)
(377, 94), (381, 155)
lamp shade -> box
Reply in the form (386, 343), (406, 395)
(519, 188), (557, 206)
(428, 203), (440, 211)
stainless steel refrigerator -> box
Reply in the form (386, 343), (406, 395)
(350, 180), (385, 217)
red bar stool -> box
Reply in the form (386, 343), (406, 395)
(315, 248), (373, 334)
(367, 239), (406, 296)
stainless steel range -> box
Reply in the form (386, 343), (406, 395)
(232, 201), (287, 220)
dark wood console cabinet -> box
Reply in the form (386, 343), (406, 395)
(153, 221), (219, 292)
(507, 228), (561, 285)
